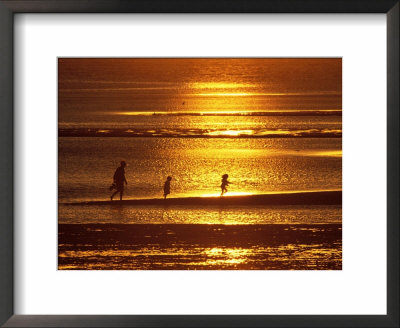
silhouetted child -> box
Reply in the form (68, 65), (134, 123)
(164, 176), (172, 199)
(220, 174), (230, 196)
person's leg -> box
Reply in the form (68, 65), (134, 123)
(119, 189), (124, 201)
(111, 190), (119, 200)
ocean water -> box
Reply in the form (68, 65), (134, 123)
(59, 115), (341, 200)
(59, 58), (342, 118)
(59, 112), (341, 138)
(59, 204), (342, 224)
(58, 114), (342, 225)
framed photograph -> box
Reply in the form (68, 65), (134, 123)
(58, 57), (343, 271)
(0, 1), (398, 327)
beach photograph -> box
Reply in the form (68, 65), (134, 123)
(58, 58), (342, 270)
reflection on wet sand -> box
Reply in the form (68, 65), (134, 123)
(58, 224), (342, 270)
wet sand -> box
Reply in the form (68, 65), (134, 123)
(58, 223), (342, 270)
(65, 190), (342, 206)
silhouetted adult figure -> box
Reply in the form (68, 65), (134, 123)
(163, 176), (172, 199)
(111, 161), (127, 201)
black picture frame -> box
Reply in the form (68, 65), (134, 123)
(0, 1), (398, 327)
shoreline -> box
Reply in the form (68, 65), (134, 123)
(64, 190), (342, 206)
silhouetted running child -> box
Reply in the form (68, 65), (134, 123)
(220, 174), (230, 196)
(163, 176), (172, 199)
(111, 161), (128, 201)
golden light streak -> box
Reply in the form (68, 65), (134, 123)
(198, 247), (252, 265)
(200, 191), (254, 198)
(110, 109), (342, 116)
(197, 92), (254, 97)
(206, 130), (255, 136)
(188, 82), (255, 89)
(312, 150), (342, 157)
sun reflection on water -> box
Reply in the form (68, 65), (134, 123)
(206, 129), (255, 136)
(199, 191), (254, 198)
(197, 92), (254, 97)
(188, 82), (256, 89)
(194, 247), (251, 266)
